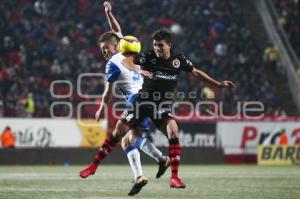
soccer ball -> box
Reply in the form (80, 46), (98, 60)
(118, 35), (141, 54)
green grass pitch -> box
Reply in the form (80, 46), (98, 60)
(0, 165), (299, 199)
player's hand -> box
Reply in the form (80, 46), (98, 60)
(103, 1), (112, 13)
(140, 70), (153, 79)
(95, 108), (102, 121)
(218, 80), (236, 88)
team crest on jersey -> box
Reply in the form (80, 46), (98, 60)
(172, 59), (180, 68)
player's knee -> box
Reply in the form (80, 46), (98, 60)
(166, 119), (179, 139)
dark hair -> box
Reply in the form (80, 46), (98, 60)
(152, 29), (172, 44)
(98, 31), (120, 44)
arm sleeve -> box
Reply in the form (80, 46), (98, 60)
(105, 61), (121, 82)
(179, 54), (194, 72)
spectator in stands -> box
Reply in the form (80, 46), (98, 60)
(1, 126), (15, 148)
(0, 0), (294, 117)
(264, 43), (280, 68)
(275, 0), (300, 58)
(279, 130), (288, 145)
(25, 93), (35, 117)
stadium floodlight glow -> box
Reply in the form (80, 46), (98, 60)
(77, 73), (106, 98)
(50, 80), (73, 98)
(50, 101), (73, 119)
(77, 101), (107, 127)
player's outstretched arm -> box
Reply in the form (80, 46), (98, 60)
(103, 1), (123, 38)
(191, 67), (236, 88)
(121, 56), (153, 78)
(95, 82), (113, 121)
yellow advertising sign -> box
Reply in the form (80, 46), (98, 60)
(257, 145), (300, 165)
(77, 119), (107, 147)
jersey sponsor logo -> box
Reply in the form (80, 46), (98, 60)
(153, 71), (177, 80)
(172, 59), (180, 68)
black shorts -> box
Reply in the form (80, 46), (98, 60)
(121, 98), (174, 129)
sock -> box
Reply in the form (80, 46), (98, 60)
(93, 134), (119, 164)
(135, 136), (166, 163)
(125, 145), (143, 180)
(169, 138), (181, 179)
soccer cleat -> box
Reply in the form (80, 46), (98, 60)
(170, 177), (186, 189)
(128, 175), (148, 196)
(156, 156), (170, 178)
(79, 162), (98, 178)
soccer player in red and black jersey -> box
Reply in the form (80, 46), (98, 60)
(81, 1), (235, 190)
(121, 29), (235, 188)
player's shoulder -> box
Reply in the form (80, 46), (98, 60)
(106, 53), (125, 68)
(106, 54), (123, 72)
(171, 51), (194, 69)
(109, 52), (124, 63)
(172, 50), (187, 60)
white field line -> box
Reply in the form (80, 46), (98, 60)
(0, 172), (133, 180)
(0, 172), (299, 180)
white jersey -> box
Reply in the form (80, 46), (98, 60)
(105, 53), (143, 104)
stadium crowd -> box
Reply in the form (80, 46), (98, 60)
(275, 0), (300, 59)
(0, 0), (290, 118)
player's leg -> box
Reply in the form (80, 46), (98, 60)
(121, 130), (147, 196)
(121, 105), (167, 165)
(79, 120), (129, 178)
(122, 123), (170, 179)
(135, 135), (170, 178)
(121, 130), (144, 181)
(134, 118), (170, 178)
(156, 118), (186, 188)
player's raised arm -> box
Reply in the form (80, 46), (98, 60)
(103, 1), (123, 38)
(95, 82), (113, 121)
(191, 67), (236, 88)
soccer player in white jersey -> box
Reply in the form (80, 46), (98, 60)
(79, 6), (170, 196)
